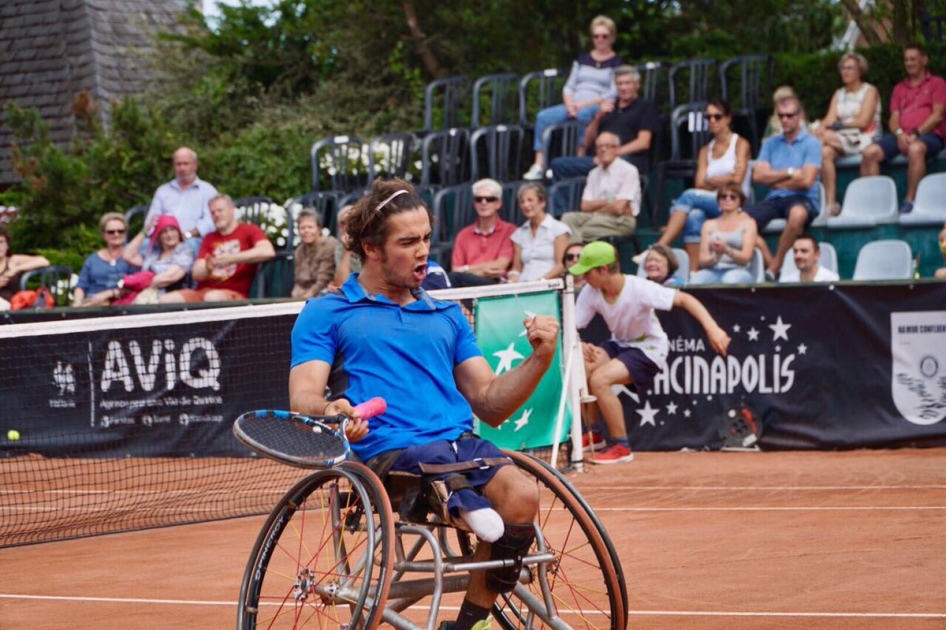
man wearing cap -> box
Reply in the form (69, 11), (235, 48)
(569, 241), (731, 464)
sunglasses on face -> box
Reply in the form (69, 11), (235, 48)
(104, 229), (126, 235)
(565, 253), (581, 261)
(718, 193), (740, 201)
(778, 111), (799, 120)
(474, 196), (499, 203)
(704, 113), (725, 121)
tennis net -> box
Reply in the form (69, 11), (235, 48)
(1, 280), (579, 548)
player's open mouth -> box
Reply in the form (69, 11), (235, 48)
(413, 262), (427, 281)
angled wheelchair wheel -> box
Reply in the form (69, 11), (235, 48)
(237, 462), (395, 630)
(492, 450), (628, 630)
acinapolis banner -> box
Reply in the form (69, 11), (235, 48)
(580, 282), (946, 451)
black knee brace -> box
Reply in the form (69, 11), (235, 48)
(485, 523), (536, 593)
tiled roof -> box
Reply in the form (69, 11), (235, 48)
(0, 0), (186, 186)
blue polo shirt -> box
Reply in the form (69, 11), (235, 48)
(758, 128), (822, 209)
(291, 274), (482, 461)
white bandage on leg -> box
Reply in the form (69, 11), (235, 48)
(459, 507), (504, 542)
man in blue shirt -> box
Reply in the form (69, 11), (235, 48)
(747, 95), (822, 280)
(144, 147), (218, 254)
(289, 178), (559, 630)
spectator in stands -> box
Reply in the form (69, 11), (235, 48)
(641, 244), (684, 286)
(291, 209), (337, 299)
(449, 179), (517, 287)
(331, 205), (360, 289)
(860, 43), (946, 215)
(161, 194), (275, 303)
(935, 222), (946, 280)
(72, 213), (138, 307)
(509, 182), (571, 282)
(764, 86), (807, 139)
(550, 65), (659, 182)
(563, 243), (586, 291)
(568, 241), (730, 464)
(560, 131), (640, 243)
(144, 147), (219, 254)
(122, 215), (195, 298)
(747, 94), (822, 281)
(0, 224), (50, 308)
(689, 184), (758, 285)
(523, 15), (623, 181)
(650, 99), (751, 269)
(779, 234), (840, 283)
(812, 53), (882, 217)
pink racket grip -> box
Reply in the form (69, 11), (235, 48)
(352, 397), (387, 421)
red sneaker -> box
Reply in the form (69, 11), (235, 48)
(582, 432), (606, 452)
(591, 443), (634, 465)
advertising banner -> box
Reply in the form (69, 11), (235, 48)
(473, 290), (570, 449)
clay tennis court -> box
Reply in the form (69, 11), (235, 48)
(2, 448), (944, 630)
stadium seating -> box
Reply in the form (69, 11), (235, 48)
(899, 172), (946, 226)
(421, 128), (471, 187)
(472, 73), (520, 128)
(310, 135), (367, 192)
(470, 124), (525, 182)
(422, 75), (471, 132)
(718, 54), (774, 154)
(852, 239), (913, 280)
(668, 58), (717, 111)
(367, 132), (417, 185)
(518, 68), (567, 131)
(827, 175), (898, 229)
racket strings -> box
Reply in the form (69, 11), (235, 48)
(235, 412), (349, 467)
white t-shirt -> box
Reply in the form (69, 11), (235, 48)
(511, 214), (571, 282)
(575, 274), (676, 366)
(780, 265), (840, 283)
(582, 158), (641, 217)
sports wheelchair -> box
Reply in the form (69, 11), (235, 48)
(236, 450), (627, 630)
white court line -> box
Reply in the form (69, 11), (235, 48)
(586, 485), (946, 490)
(1, 595), (943, 619)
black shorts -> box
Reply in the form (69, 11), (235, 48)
(747, 195), (818, 230)
(601, 340), (662, 393)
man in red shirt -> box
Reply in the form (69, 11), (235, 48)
(161, 194), (275, 303)
(861, 43), (946, 214)
(448, 179), (516, 287)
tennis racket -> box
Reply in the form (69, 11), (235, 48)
(233, 397), (387, 468)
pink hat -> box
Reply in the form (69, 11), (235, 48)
(150, 215), (184, 249)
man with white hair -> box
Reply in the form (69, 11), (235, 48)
(449, 178), (516, 287)
(144, 147), (219, 252)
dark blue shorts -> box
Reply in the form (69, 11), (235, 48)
(388, 437), (511, 513)
(747, 195), (818, 230)
(601, 340), (662, 392)
(874, 133), (945, 162)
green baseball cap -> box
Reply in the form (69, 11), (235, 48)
(568, 241), (616, 275)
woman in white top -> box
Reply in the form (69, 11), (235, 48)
(509, 182), (571, 282)
(653, 99), (751, 272)
(813, 52), (881, 216)
(689, 183), (758, 285)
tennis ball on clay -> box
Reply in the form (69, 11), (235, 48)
(7, 429), (20, 441)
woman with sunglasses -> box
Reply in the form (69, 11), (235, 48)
(509, 183), (571, 282)
(523, 15), (623, 180)
(689, 184), (758, 285)
(651, 99), (751, 271)
(562, 243), (586, 290)
(72, 212), (138, 307)
(812, 52), (881, 216)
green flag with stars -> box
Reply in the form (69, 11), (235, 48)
(474, 290), (569, 449)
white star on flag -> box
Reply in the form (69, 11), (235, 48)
(666, 401), (678, 415)
(637, 400), (659, 426)
(733, 324), (741, 333)
(798, 343), (807, 355)
(683, 409), (692, 418)
(769, 316), (791, 341)
(513, 408), (532, 431)
(747, 327), (760, 341)
(493, 343), (524, 374)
